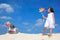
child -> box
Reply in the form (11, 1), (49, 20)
(8, 25), (18, 34)
(42, 7), (55, 37)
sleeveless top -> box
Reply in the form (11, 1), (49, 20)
(47, 12), (54, 23)
(9, 27), (17, 33)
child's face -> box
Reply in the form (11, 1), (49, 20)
(48, 8), (51, 13)
(10, 25), (14, 28)
(11, 26), (14, 28)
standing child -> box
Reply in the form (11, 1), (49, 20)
(42, 7), (55, 37)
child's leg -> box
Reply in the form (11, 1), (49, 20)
(42, 27), (47, 35)
(49, 28), (52, 36)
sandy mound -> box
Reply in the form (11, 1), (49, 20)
(0, 33), (60, 40)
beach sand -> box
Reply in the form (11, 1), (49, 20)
(0, 33), (60, 40)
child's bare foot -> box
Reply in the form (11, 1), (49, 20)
(42, 34), (45, 36)
(48, 34), (52, 37)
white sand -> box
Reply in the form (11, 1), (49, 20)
(0, 33), (60, 40)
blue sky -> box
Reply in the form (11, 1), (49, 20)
(0, 0), (60, 34)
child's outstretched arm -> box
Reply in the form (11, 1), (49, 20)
(42, 15), (47, 19)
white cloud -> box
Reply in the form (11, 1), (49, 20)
(0, 16), (12, 20)
(22, 22), (29, 26)
(22, 19), (44, 32)
(27, 29), (31, 32)
(0, 24), (5, 27)
(55, 24), (59, 27)
(35, 18), (43, 27)
(14, 4), (22, 9)
(0, 3), (14, 13)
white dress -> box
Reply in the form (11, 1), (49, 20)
(9, 28), (17, 33)
(44, 12), (55, 28)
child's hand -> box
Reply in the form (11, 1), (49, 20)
(42, 15), (46, 19)
(42, 15), (44, 18)
(53, 21), (56, 26)
(53, 22), (56, 25)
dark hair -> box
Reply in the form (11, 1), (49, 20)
(49, 7), (54, 12)
(10, 25), (15, 28)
